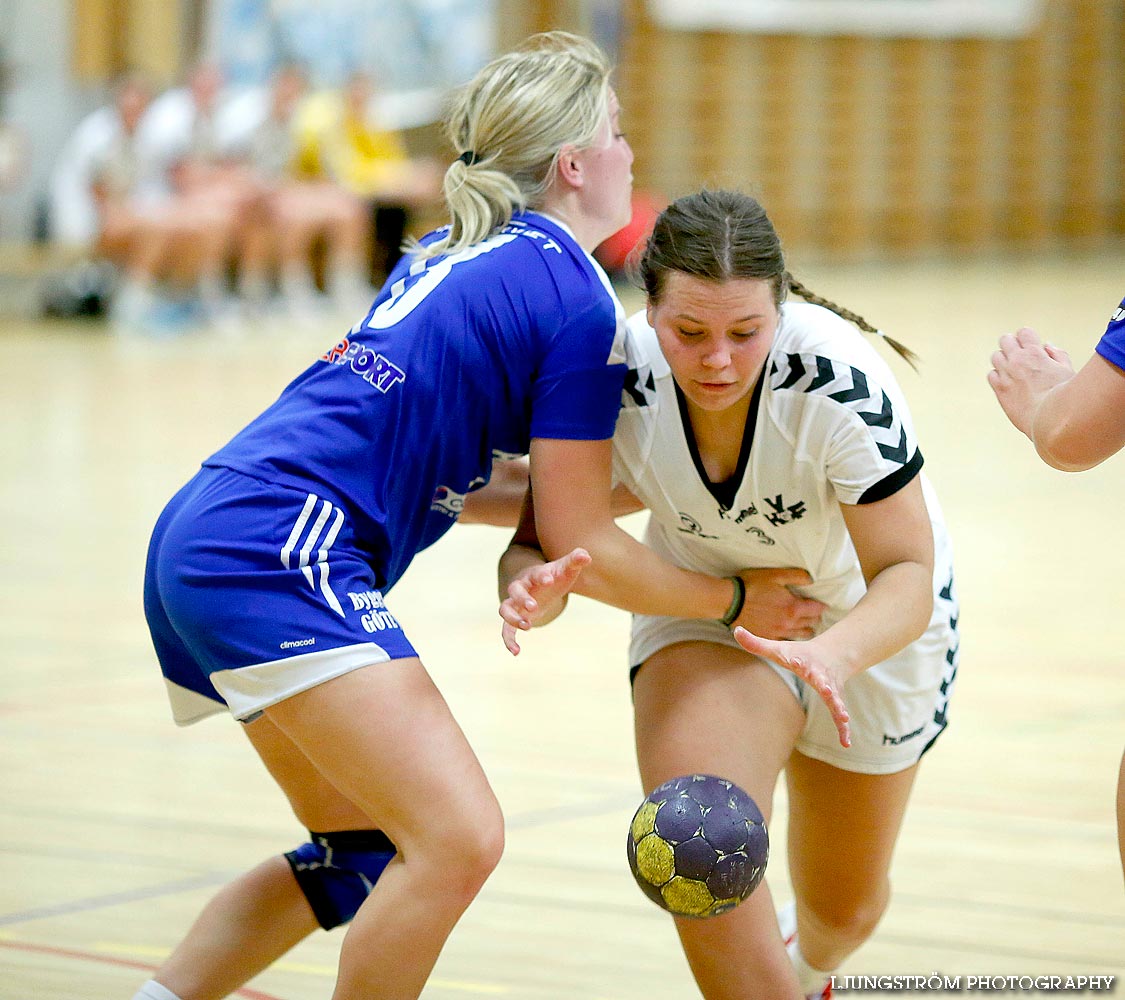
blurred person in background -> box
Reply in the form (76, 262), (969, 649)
(230, 62), (374, 324)
(137, 62), (261, 325)
(49, 73), (236, 335)
(295, 69), (442, 286)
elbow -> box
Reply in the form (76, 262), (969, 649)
(1034, 437), (1102, 473)
(1033, 413), (1107, 473)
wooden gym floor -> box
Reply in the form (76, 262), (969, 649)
(1, 249), (1122, 999)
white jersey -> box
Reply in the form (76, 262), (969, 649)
(614, 301), (959, 774)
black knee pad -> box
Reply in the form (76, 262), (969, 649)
(285, 829), (396, 930)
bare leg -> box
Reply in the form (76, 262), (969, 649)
(633, 642), (806, 1000)
(786, 754), (919, 972)
(237, 200), (276, 310)
(263, 657), (504, 1000)
(319, 185), (373, 312)
(150, 714), (373, 1000)
(147, 656), (504, 1000)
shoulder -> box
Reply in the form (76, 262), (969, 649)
(768, 301), (904, 404)
(624, 311), (670, 378)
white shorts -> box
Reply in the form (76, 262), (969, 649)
(628, 587), (959, 775)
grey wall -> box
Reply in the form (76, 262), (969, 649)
(0, 0), (104, 241)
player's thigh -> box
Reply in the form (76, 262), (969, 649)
(786, 752), (918, 904)
(263, 656), (503, 866)
(632, 641), (804, 818)
(243, 712), (375, 832)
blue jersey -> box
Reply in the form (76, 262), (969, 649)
(204, 211), (627, 590)
(1095, 296), (1125, 372)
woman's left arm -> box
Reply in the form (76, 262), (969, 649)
(734, 476), (935, 747)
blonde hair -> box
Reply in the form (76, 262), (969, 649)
(413, 31), (613, 259)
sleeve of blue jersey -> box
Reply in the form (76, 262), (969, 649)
(529, 295), (627, 441)
(1094, 298), (1125, 373)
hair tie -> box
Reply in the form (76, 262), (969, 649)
(457, 150), (479, 166)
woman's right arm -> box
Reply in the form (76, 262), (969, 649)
(528, 436), (737, 619)
(501, 438), (828, 643)
(989, 327), (1125, 471)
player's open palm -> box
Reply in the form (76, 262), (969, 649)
(733, 568), (826, 640)
(500, 548), (591, 655)
(732, 626), (852, 748)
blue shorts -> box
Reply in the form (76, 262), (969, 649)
(144, 465), (417, 725)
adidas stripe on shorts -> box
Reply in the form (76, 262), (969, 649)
(143, 465), (416, 725)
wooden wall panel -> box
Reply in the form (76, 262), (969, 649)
(881, 38), (931, 253)
(1057, 0), (1110, 240)
(819, 37), (869, 256)
(1000, 25), (1052, 246)
(70, 0), (185, 84)
(617, 0), (1125, 259)
(945, 39), (993, 249)
(70, 0), (124, 82)
(123, 0), (184, 85)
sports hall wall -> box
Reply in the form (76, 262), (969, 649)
(504, 0), (1125, 261)
(9, 0), (1125, 261)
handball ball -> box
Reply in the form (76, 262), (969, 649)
(626, 773), (768, 918)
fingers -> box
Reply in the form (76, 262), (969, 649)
(759, 567), (813, 586)
(731, 625), (774, 659)
(499, 596), (532, 631)
(1043, 342), (1070, 365)
(501, 620), (522, 656)
(732, 627), (851, 748)
(555, 547), (591, 585)
(502, 579), (537, 620)
(812, 680), (852, 748)
(795, 595), (827, 615)
(1014, 326), (1042, 348)
(996, 333), (1020, 358)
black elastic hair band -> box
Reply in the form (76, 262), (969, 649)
(458, 150), (479, 166)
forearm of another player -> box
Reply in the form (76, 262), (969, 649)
(1030, 354), (1125, 472)
(560, 521), (736, 621)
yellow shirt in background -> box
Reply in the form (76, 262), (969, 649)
(295, 90), (409, 196)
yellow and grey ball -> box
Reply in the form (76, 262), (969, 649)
(626, 773), (768, 918)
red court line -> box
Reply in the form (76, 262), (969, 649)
(0, 938), (285, 1000)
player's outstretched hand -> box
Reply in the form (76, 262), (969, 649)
(732, 568), (826, 640)
(732, 626), (852, 748)
(988, 326), (1075, 438)
(500, 548), (591, 656)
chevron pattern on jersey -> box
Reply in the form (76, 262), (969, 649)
(769, 353), (911, 465)
(622, 365), (656, 408)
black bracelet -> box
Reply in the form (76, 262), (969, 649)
(718, 576), (745, 628)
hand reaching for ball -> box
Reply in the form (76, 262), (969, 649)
(733, 627), (852, 748)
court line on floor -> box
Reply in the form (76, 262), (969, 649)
(0, 937), (281, 999)
(0, 873), (229, 927)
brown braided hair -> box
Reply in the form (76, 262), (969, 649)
(636, 189), (919, 370)
(785, 273), (919, 370)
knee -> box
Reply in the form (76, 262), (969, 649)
(418, 800), (505, 905)
(453, 806), (506, 897)
(802, 883), (889, 947)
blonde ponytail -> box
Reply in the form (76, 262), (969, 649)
(412, 31), (612, 259)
